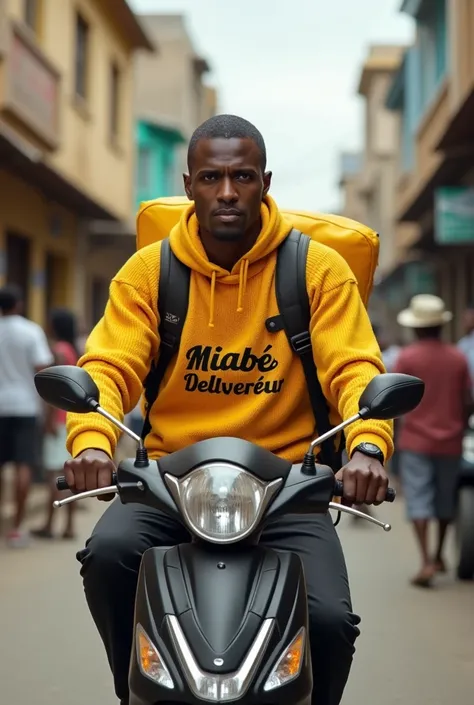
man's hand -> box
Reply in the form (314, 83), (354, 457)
(335, 451), (388, 506)
(64, 449), (116, 502)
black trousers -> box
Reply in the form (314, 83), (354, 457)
(77, 502), (361, 705)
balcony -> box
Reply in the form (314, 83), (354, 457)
(0, 20), (61, 150)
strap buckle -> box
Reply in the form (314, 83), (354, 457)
(160, 330), (178, 351)
(290, 330), (312, 355)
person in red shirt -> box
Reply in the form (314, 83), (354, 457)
(395, 295), (473, 587)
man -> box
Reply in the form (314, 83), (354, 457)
(66, 115), (393, 705)
(0, 285), (54, 546)
(395, 294), (473, 587)
(458, 303), (474, 392)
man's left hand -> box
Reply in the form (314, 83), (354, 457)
(335, 451), (389, 506)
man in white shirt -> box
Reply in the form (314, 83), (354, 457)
(0, 285), (54, 547)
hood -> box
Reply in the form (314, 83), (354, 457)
(169, 195), (292, 326)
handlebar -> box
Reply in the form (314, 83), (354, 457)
(57, 474), (395, 502)
(54, 473), (394, 530)
(333, 480), (396, 503)
(57, 473), (118, 491)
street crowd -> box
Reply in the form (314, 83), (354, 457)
(1, 282), (473, 588)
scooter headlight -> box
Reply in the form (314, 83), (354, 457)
(173, 463), (268, 543)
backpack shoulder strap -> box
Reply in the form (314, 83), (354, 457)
(141, 238), (190, 440)
(275, 229), (340, 468)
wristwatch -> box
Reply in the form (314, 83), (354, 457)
(351, 442), (385, 465)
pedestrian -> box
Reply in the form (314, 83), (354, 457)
(372, 325), (403, 488)
(395, 294), (473, 587)
(0, 285), (54, 547)
(32, 308), (79, 540)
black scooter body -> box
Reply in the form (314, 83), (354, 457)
(129, 543), (312, 705)
(115, 438), (336, 705)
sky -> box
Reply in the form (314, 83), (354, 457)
(130, 0), (414, 211)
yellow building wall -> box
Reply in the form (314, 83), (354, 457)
(6, 0), (135, 223)
(0, 170), (78, 327)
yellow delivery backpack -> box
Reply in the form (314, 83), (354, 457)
(136, 197), (379, 305)
(136, 197), (379, 468)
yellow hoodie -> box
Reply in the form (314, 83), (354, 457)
(67, 196), (393, 463)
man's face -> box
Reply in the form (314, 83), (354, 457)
(184, 137), (272, 241)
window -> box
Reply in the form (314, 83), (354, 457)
(138, 147), (152, 192)
(418, 0), (447, 108)
(24, 0), (38, 32)
(398, 45), (425, 173)
(75, 13), (89, 100)
(109, 61), (120, 140)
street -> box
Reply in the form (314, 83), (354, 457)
(0, 498), (473, 705)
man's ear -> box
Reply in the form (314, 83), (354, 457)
(263, 171), (272, 196)
(183, 173), (193, 200)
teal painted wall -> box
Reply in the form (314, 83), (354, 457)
(135, 121), (184, 212)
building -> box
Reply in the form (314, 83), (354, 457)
(339, 45), (417, 333)
(134, 14), (217, 194)
(385, 0), (474, 341)
(0, 0), (153, 328)
(339, 151), (366, 224)
(135, 117), (185, 211)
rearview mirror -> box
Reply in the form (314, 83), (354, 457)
(358, 373), (424, 421)
(34, 365), (100, 414)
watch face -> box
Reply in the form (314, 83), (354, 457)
(362, 443), (381, 454)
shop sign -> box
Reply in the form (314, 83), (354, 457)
(435, 187), (474, 245)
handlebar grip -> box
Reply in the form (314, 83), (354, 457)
(333, 480), (396, 503)
(56, 472), (118, 491)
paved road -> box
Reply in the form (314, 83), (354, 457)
(1, 498), (473, 705)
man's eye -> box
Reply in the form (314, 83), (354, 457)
(236, 173), (252, 182)
(202, 174), (218, 182)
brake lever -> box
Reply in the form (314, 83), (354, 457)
(328, 502), (391, 532)
(53, 481), (145, 508)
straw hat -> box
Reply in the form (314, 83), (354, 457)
(397, 294), (452, 328)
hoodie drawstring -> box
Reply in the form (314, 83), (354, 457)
(237, 259), (249, 313)
(208, 259), (249, 327)
(209, 270), (217, 327)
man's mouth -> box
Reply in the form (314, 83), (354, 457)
(213, 209), (243, 223)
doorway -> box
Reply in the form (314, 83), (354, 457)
(91, 276), (109, 325)
(6, 231), (31, 316)
(45, 251), (68, 317)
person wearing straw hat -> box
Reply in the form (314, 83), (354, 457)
(394, 295), (473, 587)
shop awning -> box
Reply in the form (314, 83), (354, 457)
(437, 90), (474, 151)
(398, 148), (474, 222)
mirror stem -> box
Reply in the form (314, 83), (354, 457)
(96, 407), (144, 448)
(307, 412), (361, 456)
(302, 412), (363, 474)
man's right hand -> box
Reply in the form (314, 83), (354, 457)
(64, 449), (116, 502)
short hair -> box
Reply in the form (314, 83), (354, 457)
(188, 114), (267, 171)
(0, 284), (23, 313)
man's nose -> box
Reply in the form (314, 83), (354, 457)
(217, 176), (238, 202)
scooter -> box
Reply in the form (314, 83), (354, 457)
(34, 366), (424, 705)
(456, 415), (474, 580)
